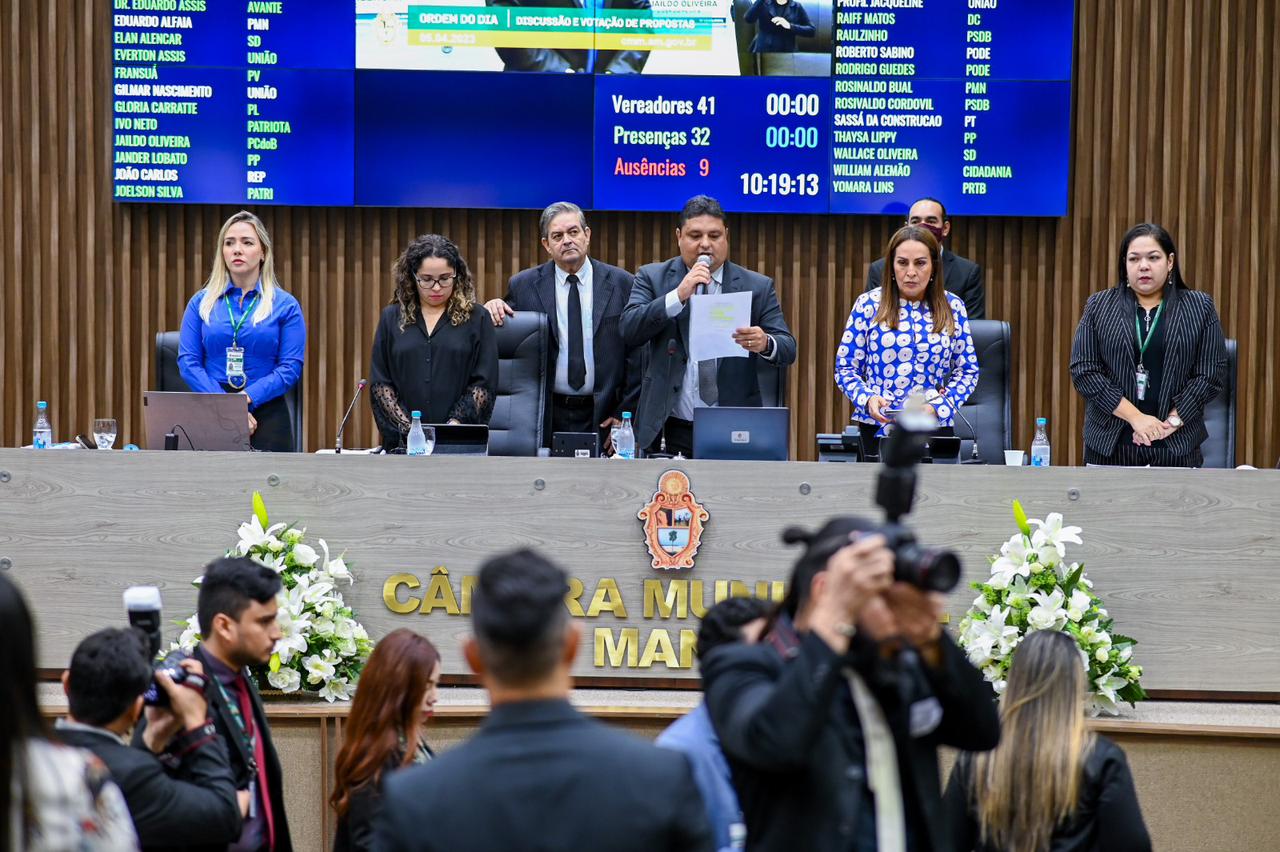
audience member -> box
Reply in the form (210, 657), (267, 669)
(375, 549), (713, 851)
(57, 628), (243, 849)
(865, 198), (985, 320)
(622, 195), (797, 457)
(943, 629), (1152, 851)
(1, 573), (137, 851)
(331, 629), (442, 852)
(837, 224), (979, 445)
(656, 596), (770, 852)
(177, 210), (307, 451)
(369, 234), (498, 452)
(484, 201), (641, 451)
(703, 518), (1000, 852)
(136, 557), (292, 852)
(1070, 222), (1226, 466)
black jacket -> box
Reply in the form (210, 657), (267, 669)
(58, 723), (242, 851)
(943, 736), (1152, 852)
(133, 646), (293, 852)
(744, 0), (816, 53)
(333, 743), (433, 852)
(374, 699), (713, 852)
(703, 625), (1000, 852)
(502, 258), (643, 444)
(1069, 284), (1225, 459)
(866, 249), (986, 320)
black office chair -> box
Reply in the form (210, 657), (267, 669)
(489, 313), (547, 456)
(154, 331), (304, 451)
(1200, 338), (1237, 469)
(955, 319), (1012, 464)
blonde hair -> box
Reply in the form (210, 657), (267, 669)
(198, 211), (278, 325)
(873, 224), (956, 336)
(970, 630), (1095, 852)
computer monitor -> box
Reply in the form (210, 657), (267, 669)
(428, 423), (489, 456)
(692, 407), (790, 461)
(142, 392), (251, 451)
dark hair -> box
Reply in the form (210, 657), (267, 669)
(697, 597), (770, 660)
(1, 573), (47, 851)
(197, 556), (283, 637)
(471, 549), (569, 686)
(332, 629), (440, 818)
(908, 196), (948, 222)
(875, 224), (957, 335)
(391, 233), (477, 330)
(66, 628), (153, 727)
(1116, 223), (1188, 289)
(678, 194), (726, 228)
(776, 516), (878, 621)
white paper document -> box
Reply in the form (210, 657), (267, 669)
(689, 291), (753, 362)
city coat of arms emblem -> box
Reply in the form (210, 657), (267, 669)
(637, 470), (709, 571)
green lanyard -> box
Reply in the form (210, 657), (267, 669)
(223, 292), (260, 347)
(1134, 299), (1165, 365)
(213, 672), (258, 768)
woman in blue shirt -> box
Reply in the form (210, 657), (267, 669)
(835, 224), (979, 449)
(178, 210), (306, 452)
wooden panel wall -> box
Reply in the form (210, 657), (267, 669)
(2, 1), (1277, 463)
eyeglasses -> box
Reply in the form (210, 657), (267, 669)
(415, 273), (456, 289)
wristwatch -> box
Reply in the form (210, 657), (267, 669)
(1168, 414), (1183, 428)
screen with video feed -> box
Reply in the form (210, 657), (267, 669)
(110, 0), (1074, 215)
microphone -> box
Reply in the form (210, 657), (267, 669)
(950, 398), (985, 464)
(335, 379), (368, 453)
(696, 254), (712, 268)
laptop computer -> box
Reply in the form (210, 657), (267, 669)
(428, 423), (489, 456)
(693, 407), (790, 461)
(142, 391), (251, 451)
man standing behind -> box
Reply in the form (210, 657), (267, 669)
(865, 197), (986, 320)
(136, 557), (292, 852)
(622, 195), (797, 457)
(376, 549), (713, 852)
(57, 628), (244, 849)
(485, 202), (641, 450)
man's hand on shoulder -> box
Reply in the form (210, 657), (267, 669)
(485, 298), (514, 327)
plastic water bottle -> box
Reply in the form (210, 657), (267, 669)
(406, 410), (428, 456)
(615, 411), (636, 459)
(32, 401), (53, 449)
(1030, 417), (1051, 467)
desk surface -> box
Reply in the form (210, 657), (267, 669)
(1, 450), (1277, 695)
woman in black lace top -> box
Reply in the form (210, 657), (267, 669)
(369, 234), (498, 452)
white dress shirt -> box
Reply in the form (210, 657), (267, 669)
(553, 259), (595, 396)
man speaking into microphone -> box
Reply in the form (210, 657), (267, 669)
(622, 195), (796, 458)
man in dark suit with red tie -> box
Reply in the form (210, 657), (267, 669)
(485, 202), (641, 451)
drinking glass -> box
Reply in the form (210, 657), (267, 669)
(422, 426), (436, 456)
(92, 418), (118, 450)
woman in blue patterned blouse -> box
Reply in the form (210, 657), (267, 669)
(835, 224), (979, 444)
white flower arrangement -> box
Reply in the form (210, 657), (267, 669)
(175, 492), (373, 702)
(957, 500), (1147, 716)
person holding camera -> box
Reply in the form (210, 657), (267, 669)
(702, 517), (999, 852)
(55, 628), (243, 850)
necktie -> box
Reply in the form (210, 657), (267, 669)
(566, 274), (586, 391)
(695, 283), (718, 406)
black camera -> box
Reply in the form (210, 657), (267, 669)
(124, 586), (207, 707)
(869, 398), (961, 593)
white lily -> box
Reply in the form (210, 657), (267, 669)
(236, 516), (287, 556)
(1005, 575), (1033, 609)
(291, 542), (319, 567)
(319, 676), (351, 703)
(1065, 588), (1092, 622)
(1027, 588), (1067, 631)
(303, 651), (338, 685)
(267, 667), (301, 693)
(962, 605), (1020, 669)
(1029, 512), (1083, 557)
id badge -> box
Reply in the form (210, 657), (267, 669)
(226, 346), (246, 389)
(247, 779), (257, 819)
(1135, 365), (1149, 401)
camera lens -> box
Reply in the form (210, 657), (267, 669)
(894, 544), (961, 593)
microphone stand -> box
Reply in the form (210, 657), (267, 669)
(335, 379), (368, 453)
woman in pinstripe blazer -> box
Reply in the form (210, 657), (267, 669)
(1069, 223), (1226, 466)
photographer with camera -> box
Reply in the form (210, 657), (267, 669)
(703, 404), (999, 852)
(56, 627), (243, 849)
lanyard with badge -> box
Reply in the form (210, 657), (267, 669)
(1134, 300), (1164, 401)
(213, 674), (260, 818)
(223, 292), (259, 390)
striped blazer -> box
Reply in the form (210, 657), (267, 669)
(1069, 284), (1226, 458)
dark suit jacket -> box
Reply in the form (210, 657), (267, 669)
(621, 257), (798, 450)
(134, 646), (293, 852)
(374, 699), (714, 852)
(58, 724), (242, 851)
(703, 626), (1000, 852)
(484, 0), (651, 74)
(866, 248), (986, 320)
(503, 258), (642, 443)
(1069, 284), (1226, 458)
